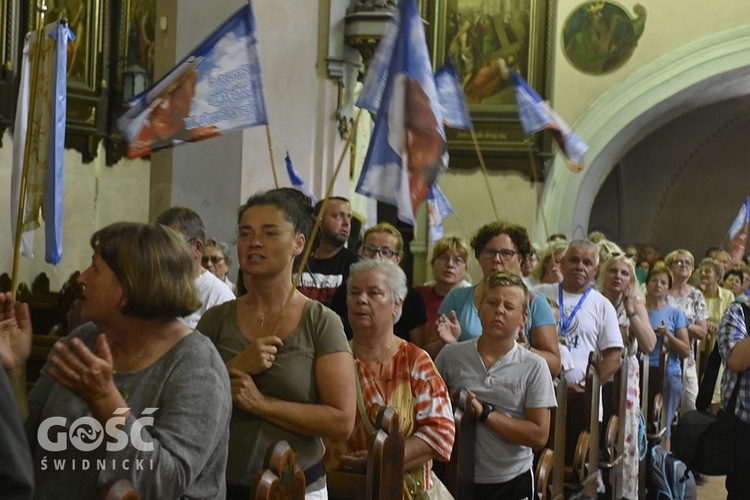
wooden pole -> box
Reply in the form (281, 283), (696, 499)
(265, 124), (280, 188)
(11, 1), (48, 300)
(469, 129), (500, 221)
(526, 136), (550, 241)
(269, 108), (363, 338)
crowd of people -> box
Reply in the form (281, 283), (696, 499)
(2, 191), (750, 499)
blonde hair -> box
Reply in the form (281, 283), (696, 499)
(430, 235), (469, 266)
(530, 242), (567, 282)
(363, 223), (403, 253)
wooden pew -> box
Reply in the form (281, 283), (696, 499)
(433, 388), (476, 500)
(550, 376), (568, 500)
(639, 342), (669, 499)
(536, 448), (555, 500)
(563, 352), (600, 498)
(644, 342), (669, 440)
(328, 406), (404, 500)
(254, 440), (306, 500)
(599, 352), (628, 498)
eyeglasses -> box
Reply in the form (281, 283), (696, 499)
(672, 259), (693, 267)
(481, 248), (519, 261)
(202, 255), (225, 265)
(435, 254), (466, 266)
(362, 244), (400, 259)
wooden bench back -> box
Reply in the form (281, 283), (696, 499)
(328, 406), (404, 500)
(433, 388), (476, 500)
(254, 440), (306, 500)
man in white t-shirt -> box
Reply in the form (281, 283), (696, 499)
(534, 239), (623, 388)
(156, 206), (234, 328)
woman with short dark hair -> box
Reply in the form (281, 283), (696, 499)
(198, 191), (355, 499)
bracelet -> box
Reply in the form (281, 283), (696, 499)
(479, 402), (493, 423)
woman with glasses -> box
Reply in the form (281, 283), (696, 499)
(434, 221), (561, 376)
(418, 236), (471, 357)
(665, 250), (707, 413)
(203, 238), (236, 294)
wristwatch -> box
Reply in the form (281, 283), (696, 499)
(479, 402), (493, 423)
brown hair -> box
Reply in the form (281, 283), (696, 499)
(91, 222), (200, 319)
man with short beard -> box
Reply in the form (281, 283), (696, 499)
(297, 197), (359, 305)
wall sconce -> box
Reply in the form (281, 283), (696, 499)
(123, 64), (149, 102)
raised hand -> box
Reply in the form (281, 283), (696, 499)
(435, 310), (461, 344)
(0, 292), (32, 371)
(48, 334), (118, 406)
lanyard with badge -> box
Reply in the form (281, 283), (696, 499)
(559, 282), (591, 340)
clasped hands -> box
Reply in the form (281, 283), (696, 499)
(227, 335), (283, 414)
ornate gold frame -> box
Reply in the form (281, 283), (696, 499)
(423, 0), (555, 177)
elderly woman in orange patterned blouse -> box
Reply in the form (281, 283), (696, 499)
(325, 258), (455, 497)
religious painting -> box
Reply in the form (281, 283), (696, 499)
(424, 0), (553, 175)
(46, 0), (102, 89)
(562, 1), (646, 75)
(124, 0), (156, 81)
(441, 0), (531, 106)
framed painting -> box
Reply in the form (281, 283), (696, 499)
(123, 0), (156, 81)
(45, 0), (103, 90)
(18, 0), (113, 162)
(0, 0), (20, 141)
(423, 0), (554, 175)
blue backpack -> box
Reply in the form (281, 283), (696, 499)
(648, 445), (697, 500)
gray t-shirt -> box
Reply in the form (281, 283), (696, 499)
(197, 299), (350, 487)
(435, 340), (556, 484)
(26, 322), (231, 499)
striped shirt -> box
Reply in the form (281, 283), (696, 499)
(325, 341), (455, 489)
(718, 302), (750, 424)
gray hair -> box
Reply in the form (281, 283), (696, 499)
(155, 206), (206, 243)
(347, 258), (407, 324)
(205, 238), (232, 267)
(566, 239), (600, 266)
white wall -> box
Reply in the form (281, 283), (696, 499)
(0, 132), (150, 290)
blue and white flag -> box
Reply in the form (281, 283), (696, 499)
(435, 63), (472, 130)
(356, 0), (448, 227)
(11, 21), (74, 264)
(356, 10), (400, 114)
(427, 184), (453, 243)
(118, 3), (268, 159)
(511, 71), (588, 172)
(285, 153), (317, 204)
(728, 195), (750, 266)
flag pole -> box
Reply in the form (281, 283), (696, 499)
(264, 124), (280, 188)
(11, 0), (48, 300)
(269, 108), (364, 339)
(469, 129), (500, 221)
(526, 137), (550, 241)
